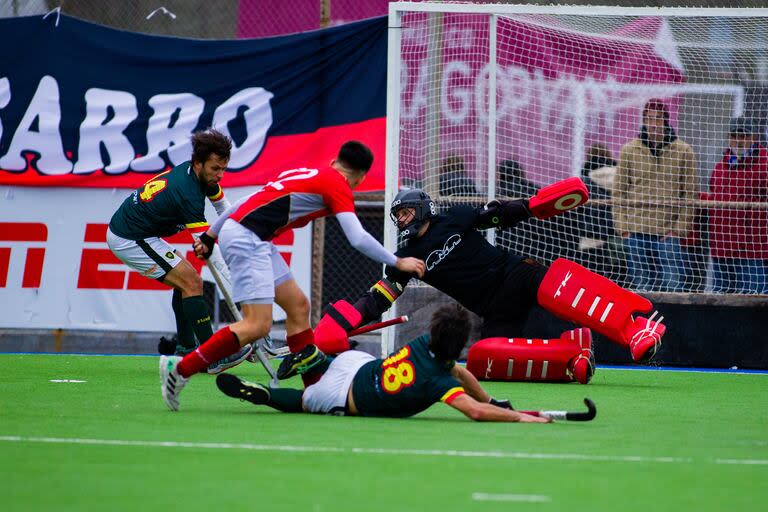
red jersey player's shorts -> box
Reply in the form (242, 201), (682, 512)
(217, 219), (293, 304)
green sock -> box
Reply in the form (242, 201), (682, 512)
(267, 388), (304, 413)
(181, 295), (214, 344)
(172, 290), (197, 351)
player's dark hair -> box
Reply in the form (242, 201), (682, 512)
(337, 141), (374, 173)
(191, 129), (232, 164)
(428, 304), (471, 362)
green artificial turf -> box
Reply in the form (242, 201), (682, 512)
(1, 354), (766, 512)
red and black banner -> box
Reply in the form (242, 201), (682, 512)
(0, 14), (387, 190)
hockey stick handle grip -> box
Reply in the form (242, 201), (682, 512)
(519, 398), (597, 422)
(349, 316), (409, 336)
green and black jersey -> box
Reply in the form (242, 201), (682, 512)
(351, 335), (466, 418)
(109, 162), (223, 240)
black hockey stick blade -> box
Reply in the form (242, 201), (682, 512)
(565, 398), (597, 422)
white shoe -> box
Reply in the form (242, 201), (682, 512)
(160, 355), (188, 411)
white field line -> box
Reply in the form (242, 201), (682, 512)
(716, 458), (768, 465)
(0, 436), (765, 466)
(472, 493), (551, 503)
(49, 379), (87, 383)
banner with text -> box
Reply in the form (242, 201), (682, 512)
(0, 14), (387, 190)
(0, 186), (312, 331)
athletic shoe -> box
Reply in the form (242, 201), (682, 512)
(160, 355), (188, 411)
(260, 335), (290, 358)
(206, 344), (254, 375)
(157, 335), (177, 356)
(276, 344), (326, 380)
(215, 373), (270, 405)
(627, 312), (665, 363)
(158, 335), (198, 356)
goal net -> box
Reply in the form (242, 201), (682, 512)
(386, 3), (768, 305)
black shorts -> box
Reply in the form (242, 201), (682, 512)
(479, 258), (547, 338)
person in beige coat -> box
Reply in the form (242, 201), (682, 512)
(613, 99), (697, 292)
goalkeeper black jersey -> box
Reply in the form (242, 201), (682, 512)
(385, 205), (524, 316)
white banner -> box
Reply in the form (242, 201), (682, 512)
(0, 186), (312, 331)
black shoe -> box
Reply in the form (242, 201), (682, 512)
(158, 335), (197, 356)
(215, 373), (270, 405)
(276, 344), (326, 380)
(157, 335), (177, 356)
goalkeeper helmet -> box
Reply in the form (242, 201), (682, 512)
(390, 188), (437, 240)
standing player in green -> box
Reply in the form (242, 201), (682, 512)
(107, 128), (252, 374)
(216, 304), (550, 423)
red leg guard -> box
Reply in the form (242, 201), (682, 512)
(314, 300), (363, 355)
(537, 258), (665, 362)
(466, 328), (594, 384)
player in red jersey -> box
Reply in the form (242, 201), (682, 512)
(159, 141), (425, 411)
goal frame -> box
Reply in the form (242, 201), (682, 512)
(382, 2), (768, 354)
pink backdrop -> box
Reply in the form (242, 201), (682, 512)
(398, 14), (685, 188)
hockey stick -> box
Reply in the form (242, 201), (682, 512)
(349, 315), (408, 336)
(206, 258), (280, 387)
(518, 398), (597, 422)
(262, 315), (410, 350)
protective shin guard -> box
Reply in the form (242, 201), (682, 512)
(537, 258), (665, 362)
(466, 328), (594, 384)
(172, 289), (196, 351)
(181, 296), (214, 344)
(314, 300), (363, 354)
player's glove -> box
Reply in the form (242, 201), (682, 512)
(474, 199), (531, 229)
(489, 397), (514, 410)
(198, 232), (215, 260)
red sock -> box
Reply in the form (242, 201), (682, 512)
(286, 328), (314, 353)
(178, 326), (241, 378)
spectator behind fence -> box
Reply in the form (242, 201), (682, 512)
(495, 159), (544, 260)
(438, 155), (477, 197)
(497, 159), (539, 198)
(573, 144), (627, 285)
(707, 117), (768, 293)
(613, 99), (697, 292)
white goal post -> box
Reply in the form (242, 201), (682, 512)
(383, 2), (768, 353)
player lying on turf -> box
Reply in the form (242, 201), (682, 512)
(158, 141), (426, 411)
(107, 128), (252, 374)
(299, 178), (666, 385)
(217, 304), (550, 423)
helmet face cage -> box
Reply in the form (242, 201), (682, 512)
(390, 190), (436, 240)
